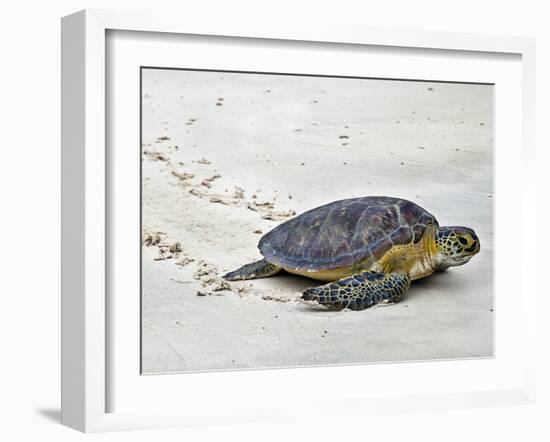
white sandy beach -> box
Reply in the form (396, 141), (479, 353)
(140, 68), (493, 374)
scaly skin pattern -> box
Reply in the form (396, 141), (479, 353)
(302, 271), (411, 311)
(373, 224), (438, 280)
(223, 259), (281, 281)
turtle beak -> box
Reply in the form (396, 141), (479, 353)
(464, 234), (480, 256)
(470, 236), (481, 255)
(455, 239), (480, 265)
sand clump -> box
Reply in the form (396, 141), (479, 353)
(171, 171), (195, 183)
(175, 256), (195, 267)
(260, 292), (302, 303)
(201, 174), (221, 188)
(247, 201), (274, 211)
(143, 232), (162, 246)
(192, 260), (233, 295)
(232, 186), (245, 199)
(143, 150), (170, 162)
(142, 231), (185, 261)
(261, 209), (297, 221)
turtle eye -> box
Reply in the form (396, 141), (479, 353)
(458, 236), (468, 245)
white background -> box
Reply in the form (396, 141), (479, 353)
(0, 1), (548, 441)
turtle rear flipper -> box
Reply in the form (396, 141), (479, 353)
(302, 271), (411, 311)
(223, 259), (282, 281)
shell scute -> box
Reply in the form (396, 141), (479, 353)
(390, 226), (413, 245)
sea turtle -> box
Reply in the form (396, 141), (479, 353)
(223, 196), (480, 311)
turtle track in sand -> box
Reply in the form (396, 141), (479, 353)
(143, 136), (297, 222)
(141, 136), (299, 302)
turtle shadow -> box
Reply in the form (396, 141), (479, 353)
(264, 272), (319, 291)
(294, 304), (347, 314)
(255, 273), (338, 313)
(409, 270), (457, 294)
(411, 269), (450, 287)
(404, 270), (455, 302)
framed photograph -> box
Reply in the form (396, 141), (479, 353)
(61, 9), (537, 432)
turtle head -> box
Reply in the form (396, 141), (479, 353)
(435, 226), (480, 270)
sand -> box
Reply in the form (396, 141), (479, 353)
(140, 68), (493, 374)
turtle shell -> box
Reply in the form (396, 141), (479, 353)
(258, 196), (438, 271)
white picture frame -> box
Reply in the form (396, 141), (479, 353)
(61, 9), (537, 433)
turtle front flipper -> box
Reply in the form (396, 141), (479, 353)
(302, 271), (411, 311)
(223, 259), (282, 281)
